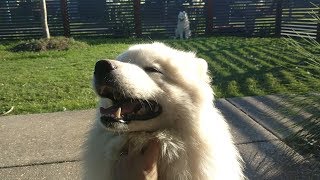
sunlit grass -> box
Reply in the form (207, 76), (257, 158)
(0, 36), (318, 115)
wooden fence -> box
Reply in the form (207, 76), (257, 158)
(0, 0), (319, 40)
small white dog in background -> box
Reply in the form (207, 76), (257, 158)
(83, 43), (244, 180)
(175, 11), (191, 39)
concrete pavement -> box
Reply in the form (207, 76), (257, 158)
(0, 95), (319, 179)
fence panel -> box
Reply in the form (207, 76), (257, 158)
(139, 0), (206, 38)
(0, 0), (42, 39)
(0, 0), (319, 40)
(67, 0), (135, 37)
(212, 0), (278, 37)
(0, 0), (64, 39)
(281, 0), (320, 39)
(47, 0), (64, 36)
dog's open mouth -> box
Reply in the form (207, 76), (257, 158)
(98, 86), (162, 126)
(100, 99), (162, 126)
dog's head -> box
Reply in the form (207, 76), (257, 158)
(178, 11), (188, 22)
(93, 42), (211, 132)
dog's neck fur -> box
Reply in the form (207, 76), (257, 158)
(125, 102), (243, 180)
(124, 82), (243, 179)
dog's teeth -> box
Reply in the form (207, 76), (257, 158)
(115, 107), (121, 119)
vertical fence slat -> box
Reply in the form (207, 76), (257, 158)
(275, 0), (283, 37)
(205, 0), (213, 35)
(317, 8), (320, 42)
(60, 0), (70, 37)
(134, 0), (142, 38)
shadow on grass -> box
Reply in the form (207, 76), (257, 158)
(75, 36), (319, 98)
(74, 36), (157, 45)
(166, 37), (319, 98)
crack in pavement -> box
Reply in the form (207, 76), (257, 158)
(0, 159), (82, 169)
(225, 98), (284, 141)
(235, 139), (281, 145)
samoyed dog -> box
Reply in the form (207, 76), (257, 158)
(175, 11), (191, 39)
(83, 42), (244, 180)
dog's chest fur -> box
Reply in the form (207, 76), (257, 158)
(114, 130), (192, 180)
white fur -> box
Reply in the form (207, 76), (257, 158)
(83, 42), (244, 180)
(175, 11), (191, 39)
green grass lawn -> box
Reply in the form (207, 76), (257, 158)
(0, 36), (319, 115)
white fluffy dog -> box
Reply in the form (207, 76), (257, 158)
(175, 11), (191, 39)
(83, 43), (244, 180)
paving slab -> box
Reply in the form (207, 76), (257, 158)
(215, 99), (278, 144)
(1, 99), (277, 168)
(237, 140), (319, 179)
(0, 98), (318, 179)
(227, 95), (318, 139)
(216, 99), (319, 179)
(0, 109), (95, 168)
(0, 161), (82, 180)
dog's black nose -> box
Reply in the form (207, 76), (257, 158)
(94, 60), (117, 80)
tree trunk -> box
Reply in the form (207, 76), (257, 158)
(40, 0), (50, 39)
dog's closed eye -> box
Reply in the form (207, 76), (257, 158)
(144, 67), (162, 74)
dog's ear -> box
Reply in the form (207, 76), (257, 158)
(196, 58), (208, 77)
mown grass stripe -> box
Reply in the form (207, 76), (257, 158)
(226, 80), (243, 97)
(218, 52), (246, 73)
(289, 69), (320, 92)
(220, 50), (258, 71)
(262, 73), (287, 94)
(207, 51), (244, 74)
(243, 77), (266, 96)
(245, 47), (289, 67)
(180, 41), (199, 52)
(167, 41), (185, 51)
(237, 48), (273, 68)
(279, 70), (309, 93)
(189, 41), (210, 52)
(256, 47), (300, 64)
(198, 54), (230, 77)
(198, 40), (217, 51)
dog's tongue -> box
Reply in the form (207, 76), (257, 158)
(100, 102), (140, 117)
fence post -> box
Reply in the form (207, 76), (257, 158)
(275, 0), (283, 37)
(133, 0), (142, 37)
(60, 0), (70, 37)
(205, 0), (213, 35)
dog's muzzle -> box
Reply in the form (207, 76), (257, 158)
(93, 60), (162, 127)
